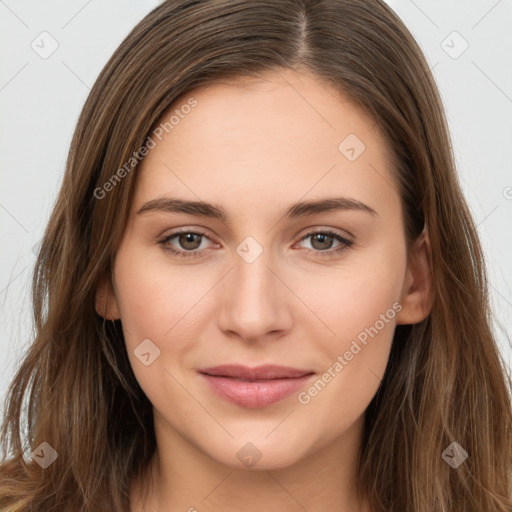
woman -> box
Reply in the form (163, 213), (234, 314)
(1, 1), (511, 511)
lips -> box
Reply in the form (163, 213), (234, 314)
(198, 364), (315, 408)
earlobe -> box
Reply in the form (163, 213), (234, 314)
(396, 229), (434, 325)
(95, 275), (121, 320)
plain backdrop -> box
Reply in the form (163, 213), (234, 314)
(1, 0), (511, 417)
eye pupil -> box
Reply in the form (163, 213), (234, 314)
(179, 233), (201, 250)
(311, 233), (333, 250)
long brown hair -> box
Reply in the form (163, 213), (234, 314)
(1, 1), (511, 510)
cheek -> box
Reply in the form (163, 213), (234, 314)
(335, 268), (403, 350)
(296, 237), (406, 404)
(306, 238), (406, 348)
(305, 272), (399, 399)
(293, 280), (400, 448)
(112, 246), (208, 353)
(112, 250), (215, 400)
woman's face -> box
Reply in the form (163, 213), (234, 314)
(99, 68), (430, 470)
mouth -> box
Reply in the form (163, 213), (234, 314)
(197, 364), (316, 408)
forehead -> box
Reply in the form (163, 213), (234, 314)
(132, 68), (399, 222)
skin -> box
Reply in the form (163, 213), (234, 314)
(96, 67), (432, 511)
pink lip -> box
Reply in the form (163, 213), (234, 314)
(198, 364), (315, 408)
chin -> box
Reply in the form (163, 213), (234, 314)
(205, 436), (312, 471)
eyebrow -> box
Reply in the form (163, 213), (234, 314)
(136, 196), (378, 221)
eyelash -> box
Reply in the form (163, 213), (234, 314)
(157, 228), (354, 259)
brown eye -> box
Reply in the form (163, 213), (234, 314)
(177, 232), (203, 250)
(158, 229), (213, 259)
(298, 229), (354, 258)
(310, 233), (335, 251)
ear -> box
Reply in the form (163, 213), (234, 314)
(95, 274), (121, 321)
(396, 227), (434, 325)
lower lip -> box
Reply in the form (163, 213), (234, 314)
(199, 373), (315, 408)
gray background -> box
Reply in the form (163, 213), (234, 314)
(1, 0), (511, 416)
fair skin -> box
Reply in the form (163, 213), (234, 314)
(96, 68), (432, 511)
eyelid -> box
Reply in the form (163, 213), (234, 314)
(296, 225), (354, 241)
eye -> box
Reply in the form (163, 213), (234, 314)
(157, 229), (215, 259)
(296, 229), (354, 257)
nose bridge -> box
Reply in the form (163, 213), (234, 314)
(217, 236), (291, 340)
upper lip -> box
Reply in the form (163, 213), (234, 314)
(198, 364), (315, 380)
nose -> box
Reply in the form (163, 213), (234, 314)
(216, 244), (293, 344)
